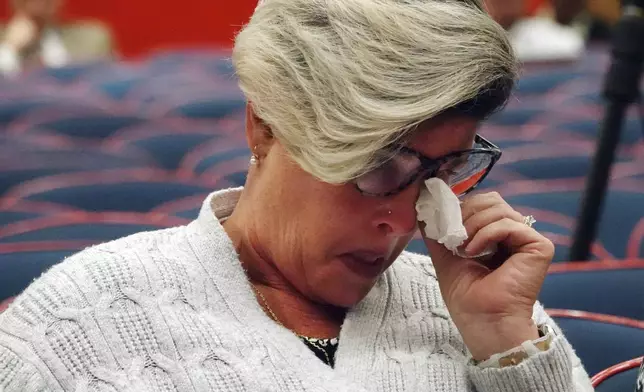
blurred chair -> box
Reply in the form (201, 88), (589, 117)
(0, 212), (188, 244)
(498, 142), (621, 180)
(76, 63), (146, 100)
(0, 210), (43, 225)
(142, 90), (246, 121)
(513, 70), (583, 95)
(0, 200), (59, 225)
(0, 145), (155, 197)
(143, 50), (236, 84)
(541, 261), (644, 320)
(553, 117), (644, 151)
(179, 139), (251, 187)
(20, 61), (111, 84)
(548, 309), (644, 376)
(487, 106), (547, 127)
(3, 169), (220, 213)
(0, 95), (62, 125)
(10, 107), (145, 141)
(501, 182), (644, 260)
(145, 49), (233, 70)
(592, 357), (643, 392)
(0, 241), (88, 299)
(152, 194), (207, 221)
(104, 122), (226, 170)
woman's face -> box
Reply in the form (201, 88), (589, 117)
(247, 115), (478, 308)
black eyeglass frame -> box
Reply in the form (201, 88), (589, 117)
(355, 134), (502, 198)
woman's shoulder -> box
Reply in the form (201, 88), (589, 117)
(0, 225), (245, 391)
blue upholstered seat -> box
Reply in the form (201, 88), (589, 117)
(107, 126), (221, 170)
(24, 114), (145, 140)
(540, 265), (644, 320)
(0, 247), (81, 298)
(595, 365), (641, 392)
(0, 147), (154, 196)
(506, 188), (644, 260)
(14, 178), (211, 212)
(0, 222), (164, 243)
(551, 314), (644, 376)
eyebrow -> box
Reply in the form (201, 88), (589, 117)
(403, 137), (477, 161)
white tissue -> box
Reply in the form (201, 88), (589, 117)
(415, 178), (468, 252)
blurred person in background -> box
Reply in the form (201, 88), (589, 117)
(486, 0), (622, 61)
(485, 0), (589, 62)
(0, 0), (114, 77)
(0, 0), (594, 391)
(485, 0), (587, 28)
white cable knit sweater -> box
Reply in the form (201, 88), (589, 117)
(0, 188), (594, 392)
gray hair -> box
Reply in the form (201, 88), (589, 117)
(233, 0), (517, 184)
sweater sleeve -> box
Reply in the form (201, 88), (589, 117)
(467, 302), (594, 392)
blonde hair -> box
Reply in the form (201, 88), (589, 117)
(233, 0), (517, 184)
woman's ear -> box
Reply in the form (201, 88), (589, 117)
(245, 103), (274, 160)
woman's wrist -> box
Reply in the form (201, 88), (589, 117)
(461, 318), (540, 362)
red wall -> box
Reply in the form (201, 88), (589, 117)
(1, 1), (259, 58)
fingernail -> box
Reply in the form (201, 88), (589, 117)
(464, 244), (474, 255)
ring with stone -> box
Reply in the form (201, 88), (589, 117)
(523, 215), (536, 228)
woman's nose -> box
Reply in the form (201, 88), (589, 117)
(373, 187), (419, 237)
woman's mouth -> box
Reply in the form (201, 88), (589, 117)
(338, 251), (388, 278)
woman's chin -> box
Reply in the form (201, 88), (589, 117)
(321, 287), (374, 309)
(313, 263), (385, 308)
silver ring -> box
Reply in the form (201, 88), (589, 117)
(523, 215), (536, 228)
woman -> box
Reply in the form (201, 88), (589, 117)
(0, 0), (593, 391)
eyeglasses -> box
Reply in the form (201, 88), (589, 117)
(354, 134), (502, 198)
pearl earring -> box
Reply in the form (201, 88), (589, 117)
(250, 146), (259, 165)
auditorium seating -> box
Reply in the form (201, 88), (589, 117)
(541, 261), (644, 320)
(592, 357), (643, 392)
(0, 47), (642, 383)
(0, 242), (89, 299)
(2, 169), (217, 213)
(548, 309), (644, 376)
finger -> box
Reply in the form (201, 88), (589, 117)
(424, 236), (490, 296)
(460, 192), (508, 222)
(465, 218), (554, 260)
(463, 203), (524, 239)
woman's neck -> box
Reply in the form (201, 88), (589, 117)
(222, 206), (346, 339)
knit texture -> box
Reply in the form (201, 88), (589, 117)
(0, 188), (592, 392)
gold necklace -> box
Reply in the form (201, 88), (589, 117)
(252, 285), (284, 327)
(251, 285), (333, 366)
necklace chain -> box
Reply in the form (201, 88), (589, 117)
(252, 285), (285, 327)
(251, 285), (333, 366)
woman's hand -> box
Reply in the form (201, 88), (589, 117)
(421, 192), (555, 361)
